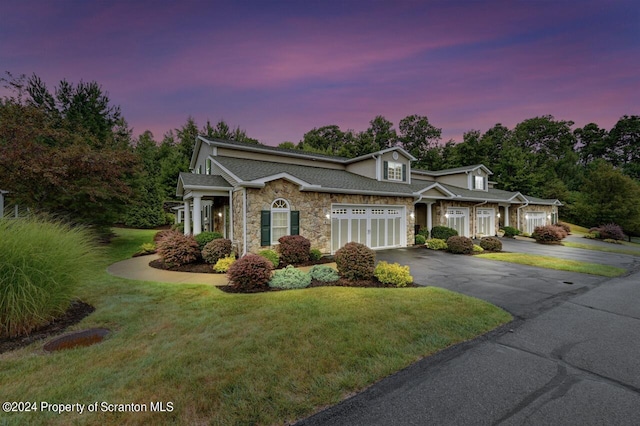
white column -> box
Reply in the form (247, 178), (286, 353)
(193, 195), (202, 236)
(426, 202), (434, 233)
(183, 201), (191, 235)
(504, 205), (510, 227)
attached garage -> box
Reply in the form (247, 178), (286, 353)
(331, 205), (406, 253)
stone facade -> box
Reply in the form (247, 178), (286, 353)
(235, 179), (415, 254)
(435, 200), (501, 237)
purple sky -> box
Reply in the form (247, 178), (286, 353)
(2, 0), (639, 146)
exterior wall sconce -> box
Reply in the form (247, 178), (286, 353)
(547, 214), (551, 220)
(525, 214), (529, 220)
(409, 211), (415, 220)
(497, 213), (501, 218)
(218, 212), (223, 217)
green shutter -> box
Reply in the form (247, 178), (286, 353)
(402, 164), (406, 181)
(290, 211), (300, 235)
(260, 210), (270, 246)
(383, 161), (388, 179)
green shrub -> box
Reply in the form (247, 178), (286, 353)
(502, 226), (520, 238)
(309, 248), (323, 261)
(227, 254), (273, 291)
(584, 231), (599, 239)
(194, 231), (223, 250)
(0, 217), (98, 338)
(374, 261), (413, 287)
(269, 265), (311, 289)
(202, 238), (232, 264)
(258, 249), (280, 268)
(532, 225), (565, 244)
(603, 238), (622, 244)
(139, 242), (157, 254)
(308, 265), (339, 282)
(430, 226), (458, 240)
(418, 228), (430, 237)
(213, 256), (235, 273)
(335, 242), (376, 280)
(521, 232), (531, 238)
(473, 244), (484, 253)
(171, 222), (185, 233)
(446, 236), (474, 254)
(278, 235), (311, 265)
(157, 232), (200, 267)
(426, 238), (448, 250)
(415, 234), (426, 245)
(479, 236), (502, 252)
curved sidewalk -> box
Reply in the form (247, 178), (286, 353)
(106, 255), (228, 285)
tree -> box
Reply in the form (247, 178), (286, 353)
(398, 114), (442, 169)
(574, 123), (608, 165)
(298, 125), (346, 156)
(277, 141), (297, 149)
(607, 115), (640, 180)
(0, 75), (139, 233)
(572, 160), (640, 237)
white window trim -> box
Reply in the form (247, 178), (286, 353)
(271, 198), (290, 245)
(387, 161), (403, 181)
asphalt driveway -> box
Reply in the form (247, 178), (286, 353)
(297, 238), (640, 425)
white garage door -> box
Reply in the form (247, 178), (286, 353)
(331, 205), (405, 253)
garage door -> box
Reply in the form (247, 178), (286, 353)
(525, 212), (546, 234)
(331, 205), (405, 253)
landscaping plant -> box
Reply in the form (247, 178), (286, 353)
(532, 225), (566, 244)
(415, 234), (426, 245)
(374, 261), (413, 287)
(202, 238), (233, 265)
(335, 242), (375, 280)
(501, 226), (520, 238)
(227, 254), (273, 291)
(479, 236), (502, 252)
(269, 265), (312, 289)
(213, 256), (235, 273)
(309, 248), (323, 261)
(157, 232), (200, 267)
(258, 249), (280, 268)
(473, 244), (484, 253)
(194, 231), (223, 250)
(278, 235), (311, 265)
(0, 217), (98, 338)
(430, 225), (458, 240)
(446, 236), (474, 254)
(589, 223), (625, 241)
(426, 238), (448, 250)
(308, 265), (339, 282)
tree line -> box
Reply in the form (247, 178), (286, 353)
(1, 73), (638, 237)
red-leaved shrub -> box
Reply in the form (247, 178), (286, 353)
(446, 236), (474, 254)
(278, 235), (311, 265)
(589, 223), (625, 241)
(202, 238), (233, 264)
(154, 229), (178, 243)
(227, 254), (273, 291)
(555, 222), (571, 235)
(532, 225), (565, 244)
(157, 232), (200, 266)
(335, 242), (375, 280)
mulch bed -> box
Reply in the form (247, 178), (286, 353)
(0, 300), (95, 355)
(149, 256), (335, 274)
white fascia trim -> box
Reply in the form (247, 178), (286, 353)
(251, 172), (314, 187)
(346, 146), (417, 163)
(300, 186), (418, 199)
(508, 192), (527, 202)
(416, 183), (457, 198)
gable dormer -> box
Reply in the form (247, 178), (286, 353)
(345, 147), (415, 183)
(469, 167), (490, 191)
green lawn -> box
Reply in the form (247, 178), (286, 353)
(563, 241), (640, 257)
(476, 252), (626, 277)
(0, 229), (511, 426)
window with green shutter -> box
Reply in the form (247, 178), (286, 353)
(260, 199), (300, 246)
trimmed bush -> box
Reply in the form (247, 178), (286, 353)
(553, 225), (569, 240)
(590, 223), (625, 241)
(473, 244), (484, 253)
(501, 226), (521, 238)
(310, 248), (323, 261)
(202, 238), (233, 265)
(194, 231), (223, 250)
(335, 242), (376, 280)
(430, 226), (458, 240)
(603, 238), (622, 244)
(308, 265), (339, 282)
(213, 256), (235, 273)
(227, 254), (273, 291)
(258, 249), (280, 268)
(479, 236), (502, 252)
(269, 265), (311, 289)
(154, 229), (178, 243)
(0, 217), (98, 338)
(556, 222), (571, 235)
(532, 225), (565, 244)
(584, 232), (599, 239)
(139, 242), (157, 254)
(426, 238), (448, 250)
(278, 235), (311, 265)
(446, 236), (474, 254)
(157, 232), (200, 267)
(374, 261), (413, 287)
(415, 234), (426, 245)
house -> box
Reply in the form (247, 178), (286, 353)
(176, 137), (561, 255)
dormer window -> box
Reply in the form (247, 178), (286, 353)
(473, 175), (485, 190)
(384, 161), (406, 182)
